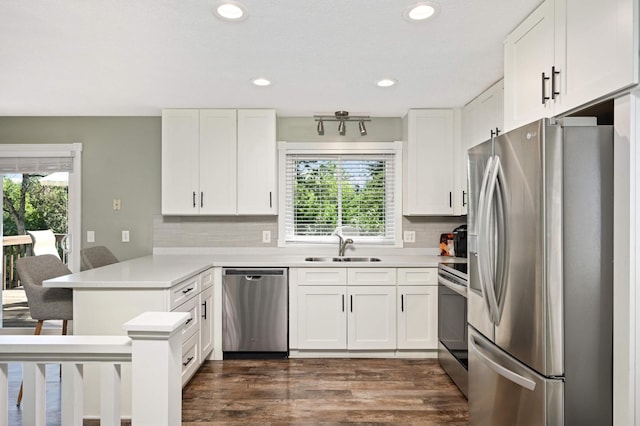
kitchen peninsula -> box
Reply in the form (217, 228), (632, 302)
(44, 251), (452, 418)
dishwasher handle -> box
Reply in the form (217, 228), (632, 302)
(223, 268), (286, 277)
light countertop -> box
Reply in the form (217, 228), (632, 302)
(45, 251), (467, 289)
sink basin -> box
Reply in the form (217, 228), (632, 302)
(304, 256), (381, 262)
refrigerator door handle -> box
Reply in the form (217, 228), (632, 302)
(493, 160), (510, 323)
(479, 156), (502, 324)
(477, 156), (496, 322)
(470, 335), (537, 392)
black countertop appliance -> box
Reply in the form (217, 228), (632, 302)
(453, 225), (467, 258)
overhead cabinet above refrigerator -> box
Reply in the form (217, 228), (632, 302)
(503, 0), (638, 132)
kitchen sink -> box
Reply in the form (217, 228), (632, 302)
(304, 256), (381, 262)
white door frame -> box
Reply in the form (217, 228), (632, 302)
(0, 143), (82, 273)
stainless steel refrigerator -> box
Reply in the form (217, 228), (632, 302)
(467, 118), (613, 425)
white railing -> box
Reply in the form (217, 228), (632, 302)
(0, 311), (190, 426)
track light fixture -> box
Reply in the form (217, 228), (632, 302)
(313, 111), (371, 136)
(359, 120), (367, 136)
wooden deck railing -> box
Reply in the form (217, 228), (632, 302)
(2, 234), (67, 290)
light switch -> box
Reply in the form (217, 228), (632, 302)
(404, 231), (416, 243)
(262, 230), (271, 243)
(122, 230), (130, 242)
(113, 199), (121, 210)
(87, 230), (95, 243)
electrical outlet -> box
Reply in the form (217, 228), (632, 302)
(262, 230), (271, 243)
(404, 231), (416, 243)
(87, 230), (95, 243)
(122, 230), (130, 242)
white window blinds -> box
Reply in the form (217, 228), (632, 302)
(0, 157), (74, 174)
(284, 152), (397, 244)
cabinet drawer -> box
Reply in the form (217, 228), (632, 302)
(298, 268), (347, 285)
(181, 333), (200, 386)
(173, 296), (199, 342)
(170, 275), (200, 309)
(348, 268), (396, 286)
(397, 268), (437, 285)
(200, 268), (213, 290)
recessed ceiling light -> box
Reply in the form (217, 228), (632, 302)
(214, 1), (247, 21)
(376, 78), (397, 88)
(252, 77), (271, 87)
(403, 2), (439, 22)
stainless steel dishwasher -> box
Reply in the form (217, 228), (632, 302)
(222, 268), (288, 358)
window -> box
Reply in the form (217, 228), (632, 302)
(278, 142), (402, 246)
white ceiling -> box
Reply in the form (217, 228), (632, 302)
(0, 0), (542, 117)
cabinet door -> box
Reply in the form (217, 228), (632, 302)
(297, 286), (347, 349)
(397, 285), (438, 349)
(161, 109), (200, 215)
(404, 109), (456, 215)
(460, 100), (479, 216)
(199, 109), (237, 214)
(199, 285), (214, 359)
(347, 286), (396, 350)
(504, 0), (555, 132)
(237, 109), (277, 214)
(478, 80), (504, 140)
(555, 0), (638, 114)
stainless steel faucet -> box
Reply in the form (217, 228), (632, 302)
(337, 234), (354, 257)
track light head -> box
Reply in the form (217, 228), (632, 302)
(359, 120), (367, 136)
(338, 120), (346, 136)
(317, 119), (324, 135)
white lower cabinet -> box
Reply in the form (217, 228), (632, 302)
(348, 286), (396, 350)
(297, 286), (347, 349)
(397, 285), (438, 349)
(171, 268), (214, 385)
(397, 268), (438, 350)
(292, 267), (436, 355)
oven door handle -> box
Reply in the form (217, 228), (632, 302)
(438, 275), (467, 297)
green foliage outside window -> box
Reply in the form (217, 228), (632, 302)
(3, 174), (68, 236)
(293, 159), (387, 237)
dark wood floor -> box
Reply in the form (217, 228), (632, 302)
(182, 358), (469, 425)
(5, 358), (468, 425)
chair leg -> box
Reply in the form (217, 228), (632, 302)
(17, 320), (44, 406)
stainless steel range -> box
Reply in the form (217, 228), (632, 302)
(437, 262), (468, 397)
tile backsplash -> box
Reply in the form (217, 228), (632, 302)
(153, 215), (466, 249)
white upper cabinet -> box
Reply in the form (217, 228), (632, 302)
(162, 108), (277, 215)
(459, 80), (504, 215)
(504, 0), (555, 131)
(200, 109), (237, 214)
(161, 109), (202, 215)
(556, 0), (637, 113)
(504, 0), (637, 132)
(403, 109), (457, 216)
(237, 109), (277, 215)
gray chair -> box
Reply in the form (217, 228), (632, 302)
(80, 246), (118, 270)
(15, 254), (73, 405)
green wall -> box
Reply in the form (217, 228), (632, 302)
(0, 117), (161, 261)
(0, 115), (404, 259)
